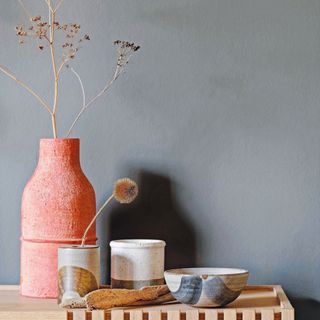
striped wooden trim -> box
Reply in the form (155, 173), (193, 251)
(0, 285), (294, 320)
(64, 309), (290, 320)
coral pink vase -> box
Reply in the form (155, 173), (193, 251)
(20, 139), (96, 298)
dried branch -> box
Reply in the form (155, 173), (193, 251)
(66, 65), (122, 137)
(48, 0), (58, 137)
(11, 1), (140, 138)
(44, 0), (54, 12)
(0, 64), (52, 115)
(70, 67), (86, 108)
(54, 0), (64, 12)
(57, 58), (69, 76)
(66, 41), (140, 137)
(17, 0), (32, 20)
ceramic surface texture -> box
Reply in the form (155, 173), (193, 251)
(164, 268), (249, 307)
(58, 245), (100, 306)
(110, 239), (166, 289)
(20, 139), (96, 298)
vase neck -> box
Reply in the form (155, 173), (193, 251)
(38, 139), (81, 167)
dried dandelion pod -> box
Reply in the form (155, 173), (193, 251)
(113, 178), (138, 204)
(81, 178), (138, 246)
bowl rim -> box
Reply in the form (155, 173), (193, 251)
(164, 267), (249, 277)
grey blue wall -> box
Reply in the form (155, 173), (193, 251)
(1, 0), (320, 317)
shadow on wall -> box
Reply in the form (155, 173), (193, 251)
(103, 170), (197, 281)
(291, 297), (320, 320)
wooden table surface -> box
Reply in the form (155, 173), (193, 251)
(0, 285), (294, 320)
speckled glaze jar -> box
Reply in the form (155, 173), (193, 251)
(110, 239), (166, 289)
(20, 139), (96, 298)
(58, 245), (100, 307)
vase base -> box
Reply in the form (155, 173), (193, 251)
(20, 239), (95, 298)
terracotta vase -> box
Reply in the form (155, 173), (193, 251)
(20, 139), (96, 298)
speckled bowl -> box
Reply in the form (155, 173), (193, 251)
(164, 267), (249, 307)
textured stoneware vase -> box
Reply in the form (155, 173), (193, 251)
(20, 139), (96, 298)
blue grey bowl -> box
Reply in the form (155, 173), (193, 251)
(164, 267), (249, 307)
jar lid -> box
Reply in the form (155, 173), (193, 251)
(110, 239), (166, 248)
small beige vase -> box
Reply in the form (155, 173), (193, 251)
(58, 245), (100, 306)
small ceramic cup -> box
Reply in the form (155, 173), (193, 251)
(110, 239), (166, 289)
(58, 245), (100, 306)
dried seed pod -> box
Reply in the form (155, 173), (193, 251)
(31, 15), (41, 22)
(113, 178), (138, 204)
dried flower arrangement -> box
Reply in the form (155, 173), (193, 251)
(0, 0), (140, 138)
(81, 178), (138, 246)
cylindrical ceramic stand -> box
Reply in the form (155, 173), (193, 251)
(110, 239), (166, 289)
(58, 245), (100, 307)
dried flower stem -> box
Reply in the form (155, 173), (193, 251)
(71, 67), (86, 108)
(1, 3), (139, 138)
(44, 0), (54, 12)
(81, 194), (114, 246)
(57, 59), (68, 76)
(1, 0), (65, 137)
(48, 1), (58, 138)
(66, 65), (122, 137)
(54, 0), (64, 12)
(66, 41), (140, 136)
(18, 0), (32, 20)
(0, 64), (52, 115)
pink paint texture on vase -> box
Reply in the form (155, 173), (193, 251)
(20, 139), (96, 298)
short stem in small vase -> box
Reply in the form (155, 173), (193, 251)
(81, 194), (114, 246)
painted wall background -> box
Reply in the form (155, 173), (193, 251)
(0, 0), (320, 317)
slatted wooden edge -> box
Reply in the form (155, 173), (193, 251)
(0, 285), (294, 320)
(66, 310), (288, 320)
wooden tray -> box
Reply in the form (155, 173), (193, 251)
(0, 285), (294, 320)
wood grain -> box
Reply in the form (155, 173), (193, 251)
(148, 310), (162, 320)
(223, 309), (237, 320)
(186, 310), (199, 320)
(204, 309), (218, 320)
(85, 285), (171, 310)
(261, 310), (274, 320)
(242, 310), (256, 320)
(0, 285), (294, 320)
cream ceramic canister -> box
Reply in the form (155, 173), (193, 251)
(110, 239), (166, 289)
(58, 245), (100, 307)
